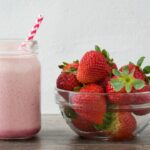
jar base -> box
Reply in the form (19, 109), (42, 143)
(0, 127), (40, 140)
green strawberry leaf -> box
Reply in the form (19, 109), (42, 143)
(129, 61), (135, 65)
(103, 112), (113, 126)
(110, 79), (124, 92)
(64, 67), (77, 73)
(137, 56), (145, 67)
(112, 69), (121, 76)
(63, 62), (68, 65)
(145, 76), (150, 84)
(94, 124), (105, 130)
(73, 60), (79, 63)
(94, 112), (113, 130)
(133, 79), (145, 90)
(73, 86), (82, 92)
(59, 61), (68, 69)
(129, 68), (135, 76)
(95, 45), (101, 52)
(143, 66), (150, 74)
(69, 67), (77, 72)
(147, 76), (150, 80)
(125, 83), (132, 93)
(58, 65), (64, 69)
(146, 76), (150, 84)
(102, 49), (110, 59)
(64, 107), (77, 119)
(122, 66), (129, 75)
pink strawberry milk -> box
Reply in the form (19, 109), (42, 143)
(0, 40), (41, 139)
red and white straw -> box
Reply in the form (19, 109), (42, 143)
(21, 15), (44, 47)
(26, 15), (44, 41)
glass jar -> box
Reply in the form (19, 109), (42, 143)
(0, 40), (41, 139)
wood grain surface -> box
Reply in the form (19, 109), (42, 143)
(0, 115), (150, 150)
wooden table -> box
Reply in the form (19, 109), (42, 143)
(0, 115), (150, 150)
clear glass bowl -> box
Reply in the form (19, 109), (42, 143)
(55, 87), (150, 141)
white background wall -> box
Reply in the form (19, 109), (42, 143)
(0, 0), (150, 114)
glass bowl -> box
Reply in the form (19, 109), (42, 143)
(55, 87), (150, 141)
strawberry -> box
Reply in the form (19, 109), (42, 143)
(107, 112), (137, 140)
(63, 106), (95, 132)
(106, 76), (129, 105)
(94, 111), (137, 140)
(120, 64), (145, 81)
(59, 60), (79, 72)
(111, 63), (117, 70)
(56, 72), (80, 91)
(77, 50), (110, 83)
(56, 72), (81, 101)
(106, 66), (145, 105)
(120, 57), (150, 83)
(72, 116), (96, 132)
(99, 63), (117, 89)
(132, 85), (150, 104)
(132, 85), (150, 115)
(71, 84), (106, 124)
(99, 76), (111, 90)
(97, 45), (117, 72)
(99, 64), (117, 89)
(133, 106), (150, 116)
(80, 83), (104, 93)
(77, 45), (116, 83)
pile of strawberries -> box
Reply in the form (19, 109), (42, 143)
(56, 45), (150, 140)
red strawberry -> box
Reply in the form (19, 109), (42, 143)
(132, 85), (150, 115)
(63, 106), (95, 132)
(72, 116), (96, 132)
(56, 72), (81, 101)
(103, 112), (137, 140)
(59, 60), (79, 72)
(106, 76), (134, 105)
(77, 45), (117, 83)
(99, 76), (111, 90)
(120, 57), (150, 83)
(111, 63), (117, 70)
(106, 76), (129, 105)
(94, 111), (137, 140)
(77, 50), (111, 83)
(106, 66), (145, 105)
(120, 63), (146, 81)
(132, 85), (150, 104)
(107, 112), (137, 140)
(71, 84), (106, 124)
(80, 83), (104, 93)
(133, 107), (150, 116)
(98, 46), (118, 72)
(57, 72), (80, 91)
(99, 64), (117, 90)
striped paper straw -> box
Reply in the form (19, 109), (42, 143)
(21, 15), (44, 47)
(26, 15), (43, 41)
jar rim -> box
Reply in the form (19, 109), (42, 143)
(0, 39), (38, 55)
(0, 39), (37, 41)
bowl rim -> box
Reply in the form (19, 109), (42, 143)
(55, 86), (150, 96)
